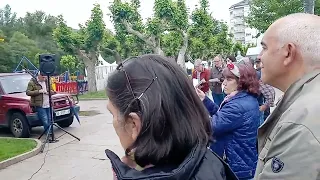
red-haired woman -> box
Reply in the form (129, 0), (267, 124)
(197, 63), (260, 180)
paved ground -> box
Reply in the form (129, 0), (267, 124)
(0, 88), (284, 180)
(0, 100), (122, 180)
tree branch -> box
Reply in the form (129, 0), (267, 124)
(121, 20), (156, 48)
(100, 47), (122, 64)
(180, 30), (188, 53)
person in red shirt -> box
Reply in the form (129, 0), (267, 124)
(192, 59), (210, 94)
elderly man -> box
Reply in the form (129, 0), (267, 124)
(209, 55), (225, 106)
(255, 13), (320, 179)
(192, 59), (210, 94)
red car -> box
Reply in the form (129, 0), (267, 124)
(0, 73), (80, 138)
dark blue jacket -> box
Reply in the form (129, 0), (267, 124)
(203, 91), (260, 179)
(106, 144), (238, 180)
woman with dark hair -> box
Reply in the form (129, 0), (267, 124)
(226, 55), (237, 63)
(197, 63), (260, 180)
(105, 54), (237, 180)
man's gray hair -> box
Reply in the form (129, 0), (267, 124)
(276, 13), (320, 65)
(214, 55), (223, 60)
(194, 59), (202, 66)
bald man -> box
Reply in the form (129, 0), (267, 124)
(255, 13), (320, 179)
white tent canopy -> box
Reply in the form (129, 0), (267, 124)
(98, 54), (110, 66)
(185, 61), (194, 69)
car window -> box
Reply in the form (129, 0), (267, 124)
(0, 74), (32, 94)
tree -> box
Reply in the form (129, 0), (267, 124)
(188, 0), (233, 60)
(110, 0), (164, 55)
(0, 4), (66, 73)
(60, 55), (77, 71)
(21, 11), (63, 56)
(110, 0), (189, 70)
(0, 30), (13, 72)
(100, 30), (121, 64)
(230, 42), (252, 56)
(304, 0), (315, 14)
(53, 4), (105, 92)
(0, 5), (18, 38)
(9, 32), (42, 67)
(247, 0), (320, 33)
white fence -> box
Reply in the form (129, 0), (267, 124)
(95, 64), (117, 91)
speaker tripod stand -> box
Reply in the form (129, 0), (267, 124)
(38, 74), (80, 153)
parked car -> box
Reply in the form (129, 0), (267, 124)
(0, 73), (80, 138)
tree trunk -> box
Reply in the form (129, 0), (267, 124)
(177, 31), (188, 72)
(78, 50), (97, 92)
(154, 47), (165, 56)
(114, 51), (122, 64)
(304, 0), (315, 14)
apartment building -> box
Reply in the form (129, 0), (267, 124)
(229, 0), (258, 45)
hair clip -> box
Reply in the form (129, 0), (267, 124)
(227, 63), (240, 78)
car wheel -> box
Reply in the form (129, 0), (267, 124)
(57, 116), (74, 127)
(10, 113), (30, 138)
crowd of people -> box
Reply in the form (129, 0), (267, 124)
(105, 13), (320, 180)
(192, 55), (276, 126)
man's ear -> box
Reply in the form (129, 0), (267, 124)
(127, 112), (142, 141)
(283, 43), (297, 66)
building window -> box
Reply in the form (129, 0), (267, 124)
(246, 33), (251, 36)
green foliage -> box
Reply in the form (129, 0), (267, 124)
(60, 55), (77, 71)
(0, 5), (18, 38)
(110, 0), (189, 56)
(53, 17), (79, 54)
(54, 4), (105, 56)
(84, 4), (105, 51)
(188, 0), (233, 60)
(0, 4), (65, 73)
(247, 0), (320, 33)
(231, 42), (252, 56)
(161, 31), (182, 56)
(109, 0), (146, 58)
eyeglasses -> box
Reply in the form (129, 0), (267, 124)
(116, 60), (157, 113)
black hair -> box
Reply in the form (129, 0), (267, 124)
(226, 55), (236, 62)
(106, 54), (212, 167)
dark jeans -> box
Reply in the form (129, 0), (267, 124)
(212, 92), (225, 106)
(36, 107), (52, 134)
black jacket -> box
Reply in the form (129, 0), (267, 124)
(106, 144), (238, 180)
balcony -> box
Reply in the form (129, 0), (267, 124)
(235, 37), (245, 41)
(234, 28), (245, 33)
(234, 20), (244, 25)
(233, 12), (244, 17)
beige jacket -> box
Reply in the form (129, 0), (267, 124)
(254, 70), (320, 180)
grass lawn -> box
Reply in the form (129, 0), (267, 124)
(78, 90), (107, 100)
(0, 138), (37, 162)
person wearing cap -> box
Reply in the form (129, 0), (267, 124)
(196, 62), (260, 180)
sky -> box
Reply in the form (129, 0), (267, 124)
(0, 0), (242, 31)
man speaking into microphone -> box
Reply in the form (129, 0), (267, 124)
(26, 71), (55, 136)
